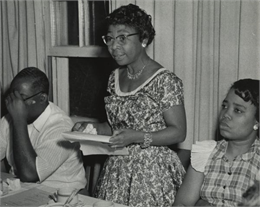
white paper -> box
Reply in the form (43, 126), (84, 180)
(1, 187), (51, 206)
(62, 131), (129, 156)
(62, 131), (111, 143)
(79, 141), (129, 156)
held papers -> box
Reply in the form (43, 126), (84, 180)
(62, 131), (129, 156)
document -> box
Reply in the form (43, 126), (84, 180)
(79, 140), (129, 156)
(62, 131), (111, 143)
(62, 131), (129, 156)
(1, 187), (51, 206)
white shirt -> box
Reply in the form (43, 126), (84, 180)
(0, 102), (87, 189)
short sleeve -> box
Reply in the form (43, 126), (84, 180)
(0, 116), (11, 160)
(106, 69), (116, 95)
(191, 140), (217, 172)
(35, 114), (76, 181)
(158, 72), (184, 111)
(36, 129), (76, 181)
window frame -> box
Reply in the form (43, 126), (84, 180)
(44, 0), (111, 116)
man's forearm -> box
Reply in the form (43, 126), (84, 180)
(13, 121), (39, 182)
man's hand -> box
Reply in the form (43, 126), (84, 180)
(72, 122), (94, 132)
(72, 122), (112, 136)
(5, 91), (28, 122)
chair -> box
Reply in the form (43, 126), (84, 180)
(169, 144), (191, 171)
(1, 158), (10, 173)
(1, 160), (7, 172)
(82, 154), (107, 196)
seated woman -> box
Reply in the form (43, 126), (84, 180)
(173, 78), (259, 206)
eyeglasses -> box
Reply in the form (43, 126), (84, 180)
(102, 33), (139, 46)
(23, 91), (44, 101)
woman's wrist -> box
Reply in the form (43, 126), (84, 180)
(131, 131), (148, 144)
(140, 132), (153, 148)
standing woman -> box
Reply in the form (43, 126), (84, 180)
(73, 4), (187, 207)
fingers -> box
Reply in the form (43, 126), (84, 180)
(108, 144), (118, 149)
(5, 91), (24, 113)
(109, 130), (124, 148)
(5, 91), (23, 105)
(71, 122), (88, 132)
(110, 130), (121, 139)
(108, 143), (124, 150)
(5, 92), (13, 106)
(110, 131), (124, 141)
(72, 122), (80, 131)
(5, 96), (9, 106)
(13, 91), (22, 99)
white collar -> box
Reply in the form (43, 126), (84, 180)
(115, 68), (167, 96)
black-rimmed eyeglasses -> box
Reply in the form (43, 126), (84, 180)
(102, 33), (139, 46)
(23, 91), (44, 101)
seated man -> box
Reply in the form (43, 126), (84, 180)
(0, 67), (87, 189)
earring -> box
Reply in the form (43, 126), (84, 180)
(142, 43), (146, 48)
(253, 124), (259, 131)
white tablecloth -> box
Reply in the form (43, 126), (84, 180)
(0, 172), (127, 207)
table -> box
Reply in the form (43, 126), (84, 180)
(0, 172), (127, 207)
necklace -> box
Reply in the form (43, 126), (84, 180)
(127, 64), (147, 80)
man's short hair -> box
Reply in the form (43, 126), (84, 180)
(11, 67), (49, 95)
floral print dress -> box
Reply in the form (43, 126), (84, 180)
(94, 68), (186, 207)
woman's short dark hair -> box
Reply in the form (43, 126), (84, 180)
(231, 78), (259, 122)
(11, 67), (49, 95)
(105, 4), (156, 46)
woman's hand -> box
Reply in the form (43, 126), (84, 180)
(109, 129), (139, 148)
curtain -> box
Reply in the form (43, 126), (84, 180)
(0, 0), (47, 109)
(111, 0), (260, 149)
